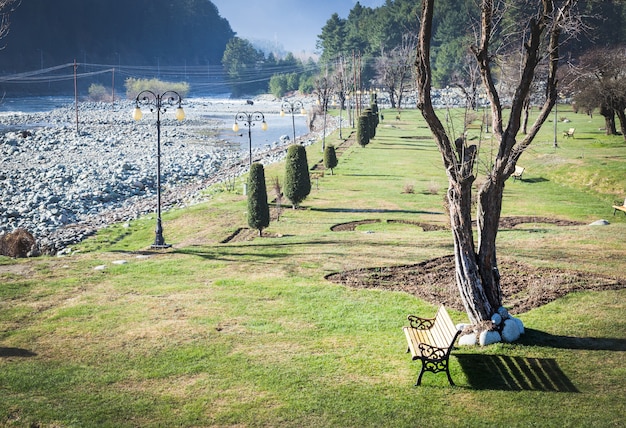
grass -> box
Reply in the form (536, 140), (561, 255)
(1, 105), (625, 427)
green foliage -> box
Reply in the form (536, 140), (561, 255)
(317, 0), (626, 87)
(247, 163), (270, 236)
(357, 114), (370, 147)
(124, 78), (190, 100)
(269, 73), (301, 98)
(222, 37), (266, 96)
(284, 144), (311, 208)
(323, 144), (338, 174)
(269, 74), (288, 98)
(87, 83), (110, 102)
(3, 0), (234, 72)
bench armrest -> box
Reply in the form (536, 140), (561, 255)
(407, 314), (435, 329)
(417, 342), (448, 360)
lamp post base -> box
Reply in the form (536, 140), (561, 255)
(151, 219), (171, 249)
(150, 243), (172, 250)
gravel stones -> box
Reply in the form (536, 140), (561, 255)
(0, 97), (330, 254)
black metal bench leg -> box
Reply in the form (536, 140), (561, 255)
(415, 365), (426, 386)
(445, 363), (455, 386)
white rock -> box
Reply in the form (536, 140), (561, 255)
(501, 319), (521, 343)
(94, 265), (107, 271)
(479, 330), (501, 346)
(456, 323), (469, 331)
(459, 334), (477, 346)
(112, 260), (127, 265)
(589, 219), (609, 226)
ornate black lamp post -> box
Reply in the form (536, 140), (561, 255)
(233, 111), (268, 168)
(280, 100), (305, 143)
(133, 90), (185, 249)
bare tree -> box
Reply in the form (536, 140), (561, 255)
(564, 46), (626, 140)
(415, 0), (580, 325)
(0, 0), (19, 49)
(375, 33), (417, 110)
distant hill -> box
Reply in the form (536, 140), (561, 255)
(0, 0), (235, 94)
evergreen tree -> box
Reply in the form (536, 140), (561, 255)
(357, 114), (370, 147)
(323, 144), (338, 175)
(247, 163), (270, 237)
(284, 144), (311, 209)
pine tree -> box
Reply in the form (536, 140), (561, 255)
(247, 163), (270, 236)
(323, 144), (338, 175)
(284, 144), (311, 209)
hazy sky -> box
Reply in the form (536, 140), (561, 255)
(211, 0), (386, 56)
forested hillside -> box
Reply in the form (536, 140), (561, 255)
(318, 0), (626, 87)
(0, 0), (234, 72)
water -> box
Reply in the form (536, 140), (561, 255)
(0, 96), (75, 114)
(0, 95), (311, 150)
(210, 111), (309, 150)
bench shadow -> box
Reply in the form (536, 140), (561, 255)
(455, 353), (579, 392)
(519, 177), (549, 183)
(0, 347), (37, 358)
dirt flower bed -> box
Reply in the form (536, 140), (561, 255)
(325, 254), (626, 314)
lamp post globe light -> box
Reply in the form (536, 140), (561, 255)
(132, 90), (185, 249)
(233, 111), (268, 168)
(280, 100), (305, 143)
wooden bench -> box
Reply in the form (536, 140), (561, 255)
(563, 128), (575, 138)
(402, 305), (461, 386)
(613, 199), (626, 216)
(513, 166), (525, 182)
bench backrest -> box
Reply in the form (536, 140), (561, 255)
(514, 166), (524, 175)
(430, 305), (458, 348)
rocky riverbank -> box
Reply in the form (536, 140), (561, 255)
(0, 96), (333, 254)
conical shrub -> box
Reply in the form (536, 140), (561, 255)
(323, 144), (338, 175)
(247, 162), (270, 236)
(357, 114), (370, 147)
(284, 144), (311, 208)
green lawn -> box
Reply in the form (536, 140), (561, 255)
(1, 105), (625, 427)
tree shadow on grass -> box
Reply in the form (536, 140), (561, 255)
(0, 347), (37, 358)
(455, 354), (579, 392)
(519, 328), (626, 351)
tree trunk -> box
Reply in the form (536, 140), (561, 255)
(522, 97), (531, 134)
(616, 109), (626, 141)
(476, 178), (504, 312)
(448, 179), (493, 324)
(601, 105), (617, 135)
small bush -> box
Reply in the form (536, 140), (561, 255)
(125, 78), (190, 100)
(403, 183), (415, 194)
(272, 176), (283, 221)
(88, 83), (111, 102)
(0, 228), (38, 258)
(427, 181), (440, 195)
(323, 145), (338, 175)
